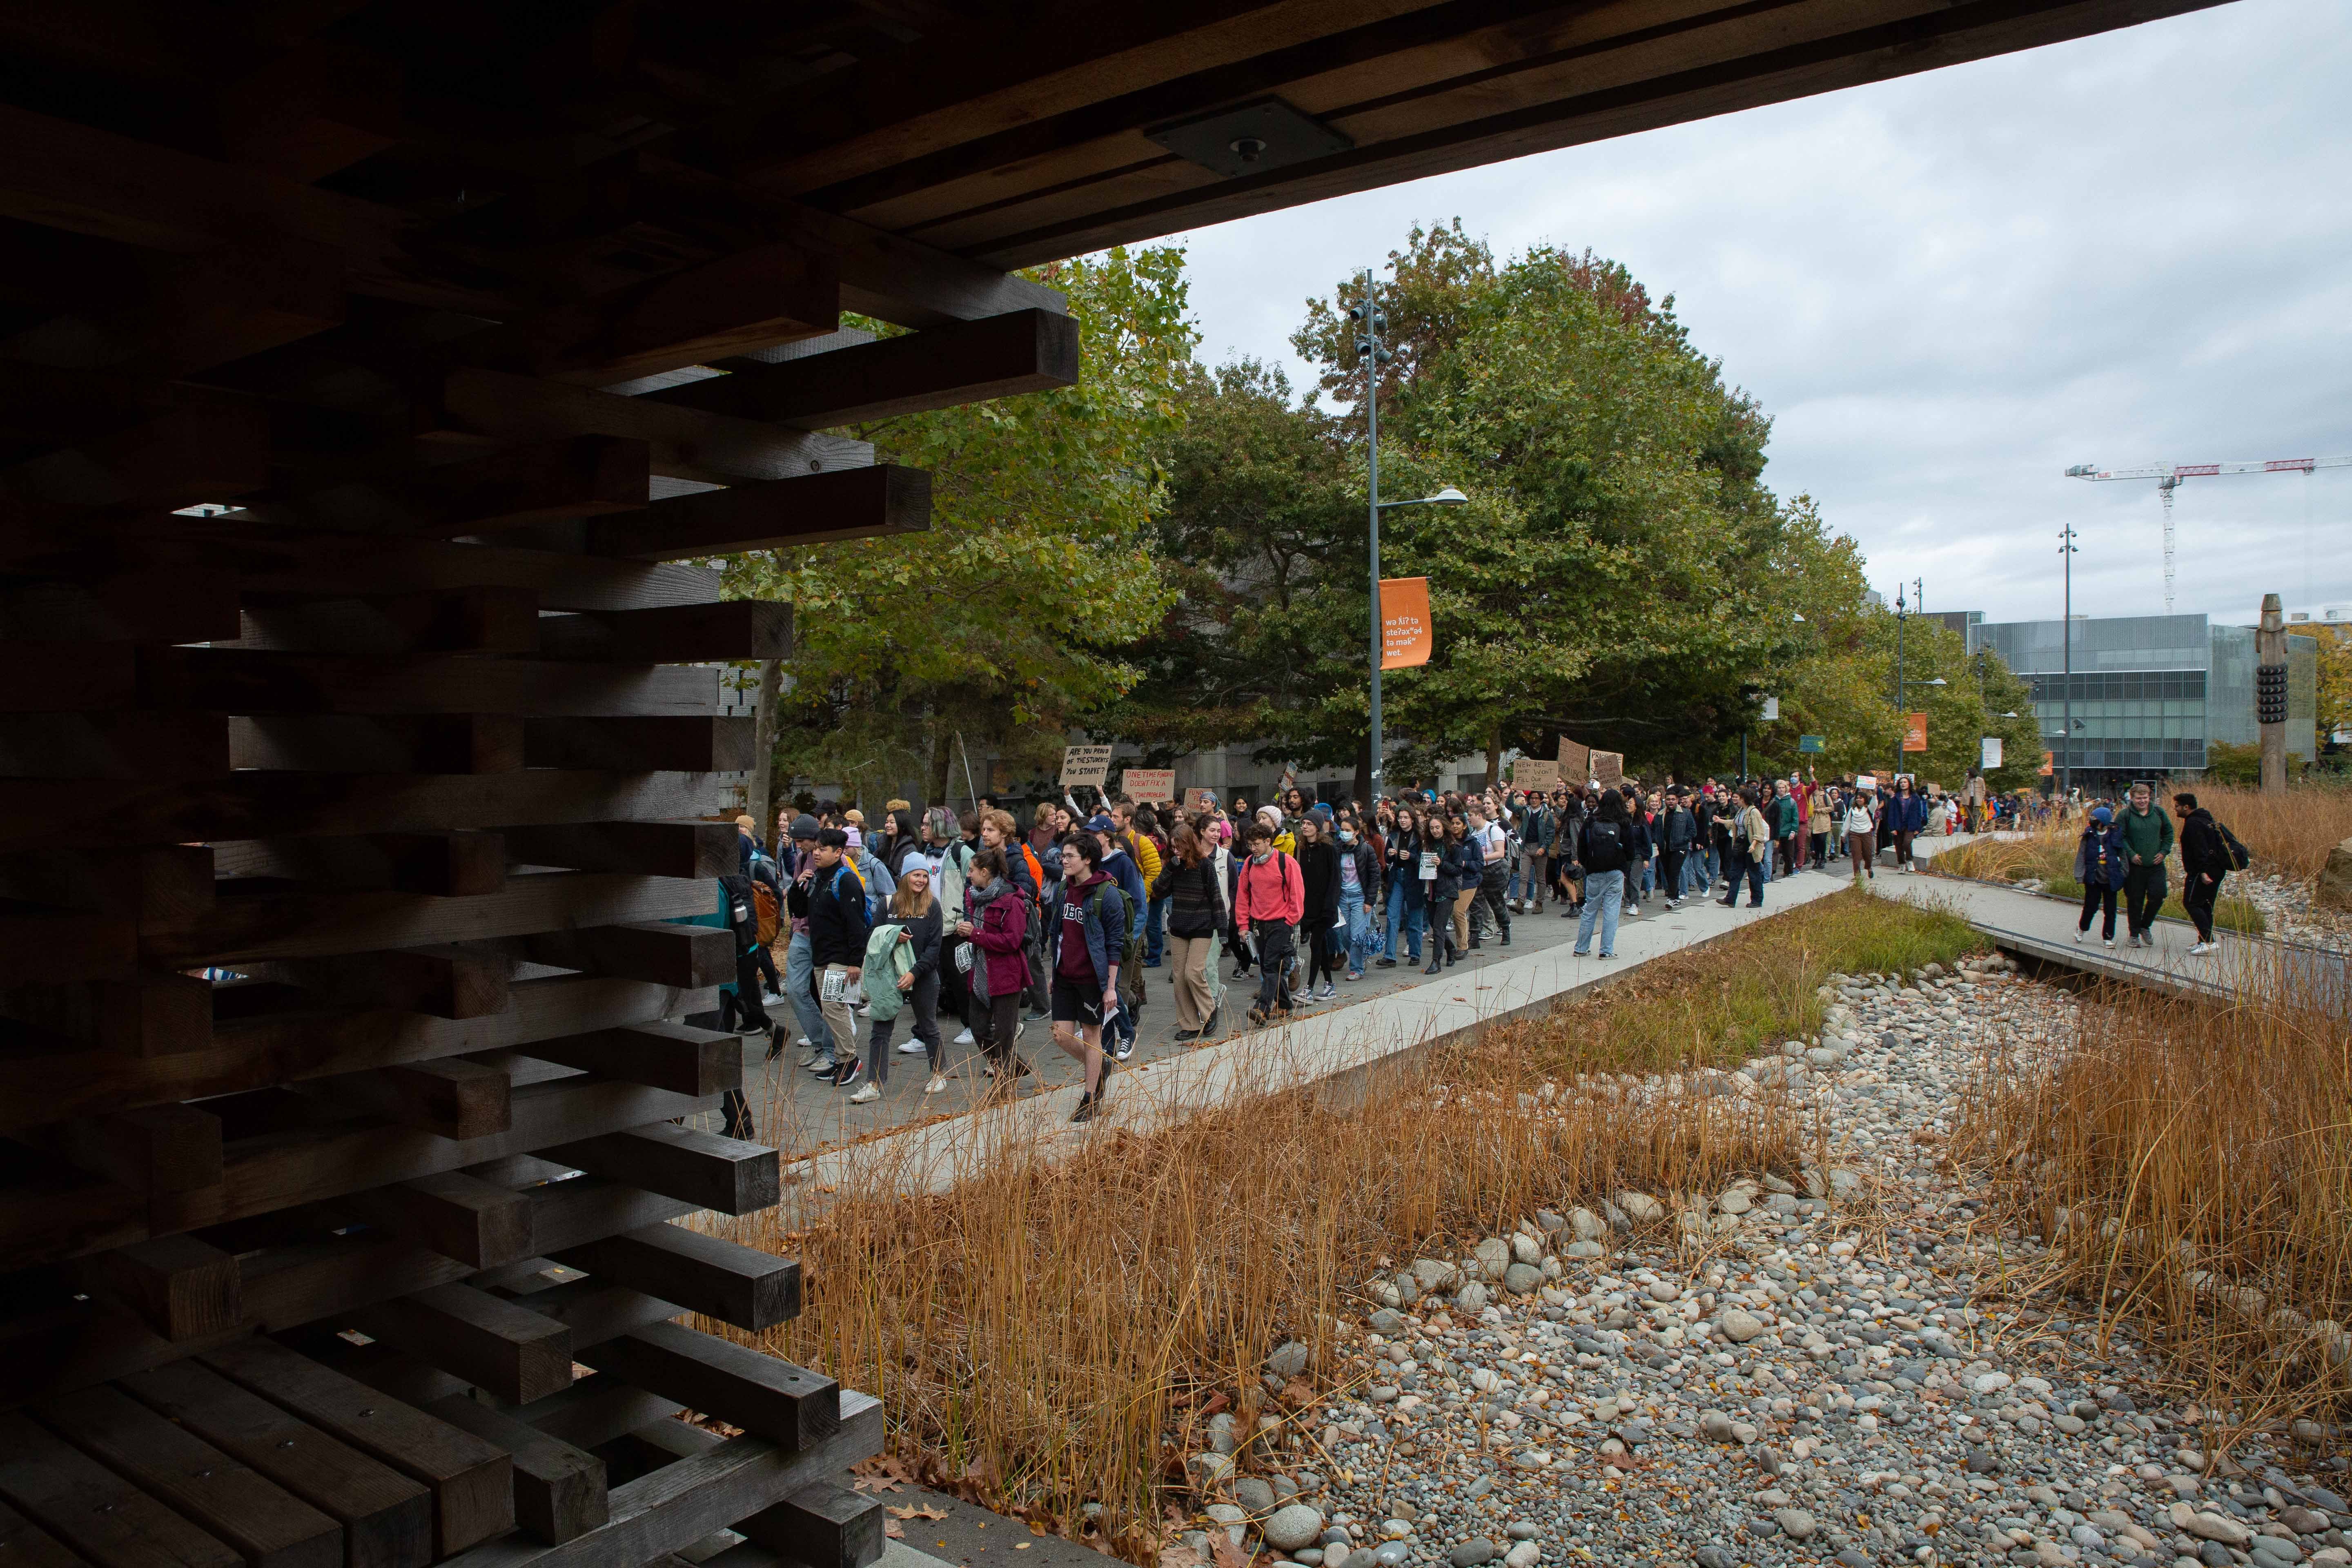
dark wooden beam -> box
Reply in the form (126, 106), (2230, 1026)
(639, 308), (1078, 427)
(584, 466), (929, 560)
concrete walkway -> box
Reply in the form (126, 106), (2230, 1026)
(731, 838), (1989, 1202)
(1873, 869), (2351, 1006)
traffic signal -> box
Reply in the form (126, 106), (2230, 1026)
(2256, 662), (2289, 726)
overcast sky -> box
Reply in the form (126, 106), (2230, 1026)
(1165, 0), (2351, 630)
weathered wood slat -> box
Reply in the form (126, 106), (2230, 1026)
(540, 1123), (780, 1218)
(0, 710), (231, 779)
(0, 1495), (85, 1568)
(0, 976), (713, 1131)
(216, 832), (510, 897)
(436, 370), (871, 488)
(522, 715), (754, 773)
(201, 1336), (516, 1559)
(142, 871), (710, 969)
(518, 1019), (740, 1093)
(299, 1058), (515, 1142)
(32, 1382), (343, 1568)
(335, 1172), (537, 1270)
(0, 768), (722, 853)
(0, 510), (728, 613)
(493, 1278), (684, 1351)
(583, 466), (929, 561)
(350, 1284), (573, 1406)
(575, 1323), (838, 1451)
(735, 1479), (887, 1568)
(0, 1408), (244, 1567)
(535, 601), (792, 664)
(438, 1392), (881, 1568)
(275, 437), (650, 539)
(552, 1224), (799, 1332)
(258, 944), (512, 1020)
(503, 1373), (683, 1452)
(79, 1233), (242, 1341)
(506, 928), (736, 992)
(0, 567), (241, 642)
(153, 1081), (721, 1241)
(139, 646), (719, 718)
(423, 1396), (609, 1546)
(502, 822), (737, 880)
(118, 1358), (434, 1568)
(644, 307), (1078, 428)
(0, 844), (214, 925)
(232, 586), (542, 657)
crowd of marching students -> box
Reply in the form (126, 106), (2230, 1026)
(709, 768), (2030, 1127)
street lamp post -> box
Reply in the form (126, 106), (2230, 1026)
(1354, 269), (1465, 801)
(2058, 525), (2078, 799)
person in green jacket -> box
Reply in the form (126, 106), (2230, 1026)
(2115, 780), (2174, 949)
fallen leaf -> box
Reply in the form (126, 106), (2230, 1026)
(886, 1505), (949, 1521)
(884, 1520), (905, 1539)
(1209, 1528), (1251, 1568)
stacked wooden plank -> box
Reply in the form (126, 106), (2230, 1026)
(0, 8), (1089, 1566)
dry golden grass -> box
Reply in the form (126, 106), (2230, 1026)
(1940, 783), (2352, 888)
(1959, 952), (2352, 1449)
(712, 893), (1983, 1559)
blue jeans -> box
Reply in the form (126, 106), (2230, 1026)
(1724, 850), (1765, 905)
(1340, 886), (1371, 974)
(1385, 881), (1425, 961)
(1146, 893), (1171, 966)
(1575, 870), (1623, 956)
(784, 930), (833, 1054)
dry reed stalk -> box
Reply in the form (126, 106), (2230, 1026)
(703, 893), (1983, 1559)
(1959, 944), (2352, 1456)
(723, 1038), (1800, 1561)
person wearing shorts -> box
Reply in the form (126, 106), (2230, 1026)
(1048, 835), (1124, 1123)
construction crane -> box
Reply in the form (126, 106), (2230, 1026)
(2065, 454), (2352, 613)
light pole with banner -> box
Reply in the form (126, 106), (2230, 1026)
(1352, 267), (1465, 800)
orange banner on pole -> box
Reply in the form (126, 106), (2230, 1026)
(1380, 577), (1432, 669)
(1902, 712), (1929, 753)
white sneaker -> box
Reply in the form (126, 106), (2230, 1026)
(1114, 1040), (1134, 1061)
(2187, 942), (2217, 957)
(2073, 930), (2085, 944)
(897, 1038), (927, 1054)
(848, 1081), (880, 1104)
(924, 1073), (948, 1095)
(954, 1029), (976, 1046)
(2102, 937), (2115, 947)
(795, 1036), (813, 1048)
(1317, 982), (1337, 1001)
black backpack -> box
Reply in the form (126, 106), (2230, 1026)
(1583, 819), (1626, 873)
(2214, 819), (2251, 872)
(717, 873), (758, 957)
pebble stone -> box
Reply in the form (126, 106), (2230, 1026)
(1200, 960), (2352, 1568)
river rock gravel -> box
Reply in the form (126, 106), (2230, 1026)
(1183, 957), (2352, 1568)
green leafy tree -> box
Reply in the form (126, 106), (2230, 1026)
(723, 246), (1194, 805)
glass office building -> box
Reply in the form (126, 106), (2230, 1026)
(1966, 613), (2316, 785)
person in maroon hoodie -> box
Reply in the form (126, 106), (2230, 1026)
(956, 848), (1033, 1085)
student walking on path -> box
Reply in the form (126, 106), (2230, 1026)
(2072, 804), (2127, 947)
(958, 849), (1033, 1086)
(2115, 781), (2173, 949)
(1235, 820), (1304, 1022)
(845, 864), (946, 1104)
(1154, 822), (1228, 1039)
(1844, 790), (1879, 882)
(1048, 836), (1127, 1124)
(2174, 791), (2236, 957)
(1571, 790), (1633, 959)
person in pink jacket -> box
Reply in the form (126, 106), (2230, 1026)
(1234, 820), (1304, 1024)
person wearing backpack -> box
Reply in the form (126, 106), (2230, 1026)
(1235, 818), (1305, 1020)
(713, 870), (778, 1048)
(804, 828), (871, 1083)
(1571, 789), (1632, 959)
(1049, 834), (1127, 1124)
(1089, 815), (1149, 1058)
(2072, 804), (2129, 947)
(2173, 791), (2239, 956)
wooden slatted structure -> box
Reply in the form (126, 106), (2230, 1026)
(0, 0), (2217, 1564)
